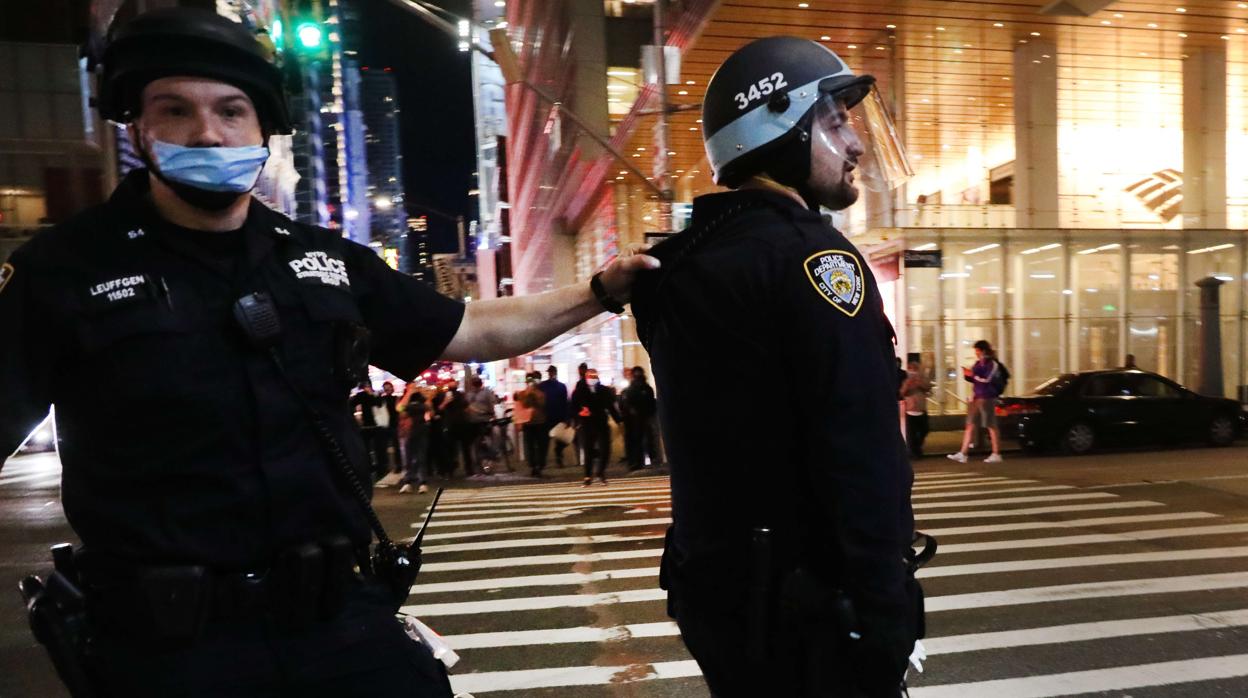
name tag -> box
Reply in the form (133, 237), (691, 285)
(84, 274), (157, 312)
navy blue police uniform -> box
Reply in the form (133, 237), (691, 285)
(631, 188), (919, 697)
(0, 169), (462, 697)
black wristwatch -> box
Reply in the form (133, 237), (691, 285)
(590, 272), (625, 314)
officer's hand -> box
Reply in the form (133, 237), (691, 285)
(598, 243), (661, 303)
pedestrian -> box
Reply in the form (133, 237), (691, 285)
(1124, 353), (1138, 369)
(571, 368), (622, 486)
(438, 379), (473, 476)
(517, 372), (549, 476)
(538, 366), (571, 467)
(399, 391), (430, 495)
(378, 381), (401, 473)
(948, 339), (1006, 463)
(631, 37), (925, 696)
(466, 376), (499, 468)
(570, 362), (591, 466)
(0, 9), (657, 696)
(900, 359), (933, 458)
(620, 366), (661, 470)
(349, 382), (388, 479)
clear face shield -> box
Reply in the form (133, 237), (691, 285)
(811, 84), (913, 192)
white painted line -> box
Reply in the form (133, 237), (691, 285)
(912, 485), (1073, 500)
(914, 471), (984, 481)
(916, 500), (1161, 521)
(935, 523), (1248, 554)
(441, 482), (671, 498)
(444, 621), (679, 650)
(425, 512), (585, 528)
(439, 478), (670, 499)
(437, 486), (673, 506)
(432, 497), (671, 517)
(912, 477), (1030, 491)
(416, 516), (673, 539)
(924, 512), (1217, 537)
(927, 571), (1248, 612)
(420, 545), (1248, 594)
(913, 492), (1116, 510)
(434, 495), (671, 512)
(447, 659), (701, 694)
(923, 545), (1248, 579)
(420, 547), (661, 573)
(441, 608), (1248, 653)
(400, 586), (667, 616)
(908, 654), (1248, 698)
(423, 532), (665, 555)
(411, 566), (659, 594)
(925, 608), (1248, 655)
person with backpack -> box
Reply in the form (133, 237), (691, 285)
(948, 339), (1008, 463)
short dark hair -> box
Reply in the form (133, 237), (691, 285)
(547, 366), (557, 375)
(973, 340), (993, 354)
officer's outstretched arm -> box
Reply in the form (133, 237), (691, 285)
(0, 252), (58, 463)
(440, 251), (659, 362)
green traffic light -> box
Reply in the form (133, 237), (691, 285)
(296, 22), (323, 50)
(271, 18), (284, 52)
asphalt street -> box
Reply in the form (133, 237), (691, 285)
(3, 441), (1248, 696)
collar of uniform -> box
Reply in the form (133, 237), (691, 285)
(109, 168), (280, 274)
(688, 188), (821, 228)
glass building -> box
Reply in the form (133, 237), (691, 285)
(483, 0), (1248, 402)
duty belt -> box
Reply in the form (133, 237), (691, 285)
(83, 536), (359, 643)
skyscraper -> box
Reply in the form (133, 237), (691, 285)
(360, 68), (406, 247)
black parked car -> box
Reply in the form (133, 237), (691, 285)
(997, 369), (1245, 455)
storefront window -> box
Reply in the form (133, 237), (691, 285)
(1127, 242), (1181, 379)
(1183, 237), (1242, 395)
(1070, 239), (1125, 369)
(1008, 238), (1066, 392)
(940, 237), (1004, 409)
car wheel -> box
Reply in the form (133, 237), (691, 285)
(1209, 415), (1236, 447)
(1060, 422), (1096, 455)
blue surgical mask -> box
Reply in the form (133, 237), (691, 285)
(150, 140), (270, 193)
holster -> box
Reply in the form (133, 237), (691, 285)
(20, 544), (99, 698)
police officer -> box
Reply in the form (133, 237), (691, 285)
(0, 8), (654, 697)
(631, 37), (924, 696)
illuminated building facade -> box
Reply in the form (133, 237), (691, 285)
(489, 0), (1248, 404)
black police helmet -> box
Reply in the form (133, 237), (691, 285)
(703, 37), (873, 188)
(99, 7), (292, 135)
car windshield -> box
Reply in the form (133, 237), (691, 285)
(1031, 374), (1078, 396)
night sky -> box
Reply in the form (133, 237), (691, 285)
(356, 0), (477, 253)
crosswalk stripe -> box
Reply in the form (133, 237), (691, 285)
(912, 485), (1073, 500)
(924, 511), (1217, 536)
(914, 472), (986, 481)
(413, 570), (1248, 616)
(440, 478), (670, 499)
(438, 485), (674, 505)
(912, 477), (1021, 490)
(439, 608), (1248, 653)
(416, 516), (673, 540)
(417, 544), (1248, 593)
(934, 522), (1248, 554)
(411, 566), (661, 594)
(912, 492), (1115, 509)
(908, 654), (1248, 698)
(423, 532), (666, 555)
(924, 608), (1248, 655)
(420, 513), (1218, 555)
(421, 548), (660, 573)
(444, 621), (679, 650)
(917, 500), (1160, 521)
(432, 497), (671, 517)
(927, 571), (1248, 612)
(924, 544), (1248, 578)
(447, 659), (702, 694)
(401, 587), (668, 616)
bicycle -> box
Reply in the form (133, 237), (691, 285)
(472, 415), (515, 474)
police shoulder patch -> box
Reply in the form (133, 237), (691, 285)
(0, 263), (13, 295)
(803, 249), (865, 317)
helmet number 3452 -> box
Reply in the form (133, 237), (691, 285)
(734, 72), (788, 111)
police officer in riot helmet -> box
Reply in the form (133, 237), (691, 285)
(632, 37), (929, 696)
(1, 7), (655, 696)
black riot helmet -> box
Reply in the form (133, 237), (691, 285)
(702, 37), (910, 193)
(98, 7), (293, 135)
